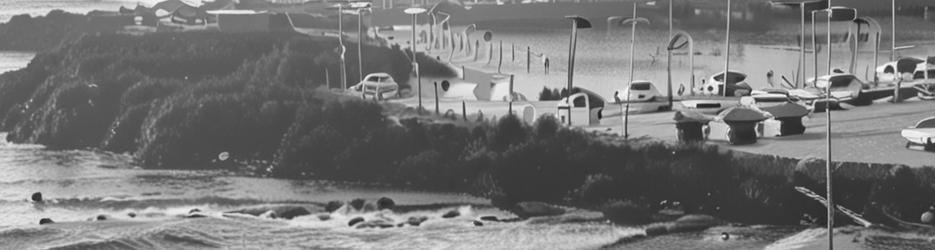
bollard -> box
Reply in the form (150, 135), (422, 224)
(434, 81), (440, 114)
(462, 101), (467, 120)
(526, 46), (531, 73)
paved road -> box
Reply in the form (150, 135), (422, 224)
(389, 96), (935, 167)
(591, 100), (935, 167)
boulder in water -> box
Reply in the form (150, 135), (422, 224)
(348, 217), (365, 227)
(442, 210), (460, 219)
(325, 201), (344, 213)
(349, 199), (366, 210)
(96, 215), (107, 221)
(479, 216), (499, 222)
(514, 201), (565, 218)
(318, 214), (332, 221)
(355, 219), (395, 229)
(127, 212), (137, 218)
(276, 206), (311, 219)
(473, 220), (483, 226)
(189, 208), (202, 214)
(39, 218), (54, 225)
(31, 192), (43, 202)
(644, 224), (668, 236)
(377, 197), (395, 210)
(407, 216), (428, 226)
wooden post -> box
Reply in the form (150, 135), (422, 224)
(511, 43), (515, 62)
(509, 101), (513, 115)
(434, 81), (440, 114)
(462, 101), (467, 120)
(526, 46), (531, 73)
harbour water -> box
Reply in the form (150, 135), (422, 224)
(0, 134), (848, 250)
(0, 0), (161, 22)
(0, 51), (34, 74)
(389, 18), (935, 100)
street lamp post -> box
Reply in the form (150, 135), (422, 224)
(618, 3), (650, 139)
(851, 17), (881, 78)
(811, 5), (857, 250)
(336, 5), (348, 90)
(666, 0), (673, 109)
(669, 31), (694, 95)
(723, 0), (732, 97)
(770, 0), (824, 88)
(563, 15), (592, 126)
(405, 7), (427, 111)
(356, 5), (372, 84)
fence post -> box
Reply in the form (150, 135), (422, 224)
(434, 81), (440, 114)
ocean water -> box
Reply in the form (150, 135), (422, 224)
(0, 135), (631, 249)
(0, 51), (34, 74)
(388, 19), (935, 100)
(0, 0), (163, 23)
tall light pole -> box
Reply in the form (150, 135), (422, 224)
(669, 31), (694, 95)
(852, 17), (881, 85)
(891, 0), (896, 61)
(405, 7), (427, 111)
(812, 5), (857, 250)
(723, 0), (732, 97)
(619, 3), (650, 139)
(564, 15), (592, 126)
(354, 3), (372, 83)
(338, 4), (348, 90)
(770, 0), (824, 88)
(666, 0), (673, 108)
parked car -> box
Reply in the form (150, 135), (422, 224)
(350, 73), (399, 100)
(902, 116), (935, 151)
(614, 80), (661, 103)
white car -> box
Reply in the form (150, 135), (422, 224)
(806, 74), (864, 103)
(614, 81), (661, 103)
(902, 116), (935, 151)
(350, 73), (399, 100)
(876, 57), (925, 84)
